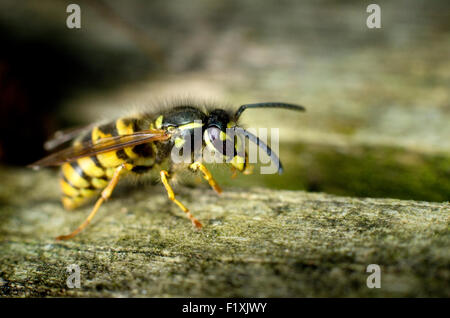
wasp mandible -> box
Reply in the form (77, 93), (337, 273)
(29, 101), (305, 240)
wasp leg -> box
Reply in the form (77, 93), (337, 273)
(160, 170), (202, 229)
(230, 167), (238, 179)
(190, 162), (222, 194)
(243, 164), (254, 175)
(56, 163), (126, 240)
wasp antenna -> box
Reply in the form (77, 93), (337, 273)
(234, 102), (305, 121)
(235, 127), (283, 174)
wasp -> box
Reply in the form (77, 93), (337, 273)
(29, 101), (305, 240)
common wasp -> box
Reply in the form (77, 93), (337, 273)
(29, 101), (305, 240)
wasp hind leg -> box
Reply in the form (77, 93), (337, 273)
(56, 163), (126, 241)
(189, 162), (222, 194)
(160, 170), (202, 229)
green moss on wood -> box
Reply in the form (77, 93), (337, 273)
(0, 167), (448, 297)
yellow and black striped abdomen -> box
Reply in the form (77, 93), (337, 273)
(59, 117), (157, 210)
(60, 158), (109, 209)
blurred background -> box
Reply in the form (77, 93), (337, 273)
(0, 0), (449, 201)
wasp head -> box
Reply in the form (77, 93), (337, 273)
(159, 103), (305, 174)
(201, 109), (249, 172)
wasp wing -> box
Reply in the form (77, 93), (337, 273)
(43, 123), (99, 151)
(29, 129), (170, 168)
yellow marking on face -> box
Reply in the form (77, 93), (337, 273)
(203, 130), (215, 152)
(62, 163), (90, 188)
(155, 115), (163, 129)
(91, 177), (109, 189)
(77, 157), (105, 178)
(60, 178), (79, 197)
(203, 130), (230, 164)
(175, 137), (185, 148)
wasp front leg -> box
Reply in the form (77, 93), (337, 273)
(190, 162), (222, 194)
(160, 170), (202, 229)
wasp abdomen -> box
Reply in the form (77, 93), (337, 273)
(60, 160), (107, 209)
(59, 116), (159, 210)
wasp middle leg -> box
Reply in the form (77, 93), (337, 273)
(160, 170), (202, 229)
(56, 163), (126, 240)
(189, 162), (222, 194)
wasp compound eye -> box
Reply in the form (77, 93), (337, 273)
(206, 126), (224, 154)
(205, 126), (236, 159)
